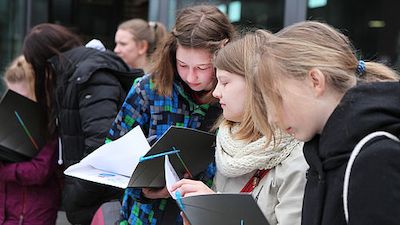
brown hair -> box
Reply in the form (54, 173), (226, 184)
(4, 55), (36, 100)
(22, 23), (82, 137)
(251, 21), (399, 138)
(117, 18), (167, 57)
(150, 5), (235, 101)
(213, 30), (273, 143)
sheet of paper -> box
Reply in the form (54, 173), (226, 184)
(64, 126), (151, 188)
(165, 155), (181, 199)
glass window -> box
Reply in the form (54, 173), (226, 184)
(307, 0), (400, 70)
(175, 0), (284, 32)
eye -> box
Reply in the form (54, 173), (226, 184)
(178, 63), (187, 68)
(197, 66), (211, 71)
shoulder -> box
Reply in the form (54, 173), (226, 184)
(278, 142), (308, 175)
(353, 134), (400, 170)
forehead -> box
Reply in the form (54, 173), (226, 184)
(216, 69), (240, 79)
(176, 45), (211, 65)
(115, 29), (134, 40)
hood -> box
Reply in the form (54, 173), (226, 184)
(305, 81), (400, 171)
(49, 47), (144, 92)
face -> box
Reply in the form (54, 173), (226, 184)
(268, 76), (327, 142)
(114, 29), (145, 68)
(213, 69), (246, 122)
(176, 45), (215, 92)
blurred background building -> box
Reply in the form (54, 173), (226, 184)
(1, 0), (399, 94)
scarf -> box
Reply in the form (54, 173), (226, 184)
(215, 123), (300, 177)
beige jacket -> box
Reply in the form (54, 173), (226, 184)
(213, 144), (308, 225)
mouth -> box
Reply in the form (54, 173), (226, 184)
(188, 82), (201, 87)
(286, 127), (294, 136)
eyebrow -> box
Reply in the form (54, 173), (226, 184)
(176, 59), (212, 66)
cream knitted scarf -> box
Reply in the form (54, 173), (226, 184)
(215, 123), (300, 178)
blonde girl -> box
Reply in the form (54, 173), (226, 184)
(171, 31), (308, 225)
(114, 18), (167, 71)
(251, 21), (400, 225)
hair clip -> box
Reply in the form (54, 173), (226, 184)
(356, 60), (366, 76)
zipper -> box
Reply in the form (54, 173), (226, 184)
(19, 187), (26, 225)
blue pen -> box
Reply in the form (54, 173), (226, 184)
(139, 149), (181, 162)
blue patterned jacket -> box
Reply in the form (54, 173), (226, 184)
(106, 75), (218, 225)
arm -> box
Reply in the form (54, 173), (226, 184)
(347, 138), (400, 225)
(0, 139), (57, 185)
(105, 76), (150, 143)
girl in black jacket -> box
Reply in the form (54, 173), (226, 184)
(249, 21), (400, 225)
(22, 23), (143, 225)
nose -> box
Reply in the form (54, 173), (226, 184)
(114, 45), (120, 53)
(186, 68), (197, 83)
(212, 83), (221, 98)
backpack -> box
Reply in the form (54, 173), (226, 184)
(343, 131), (400, 223)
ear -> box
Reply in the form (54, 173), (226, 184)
(307, 68), (326, 97)
(137, 40), (149, 55)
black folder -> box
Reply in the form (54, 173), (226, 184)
(128, 126), (216, 188)
(0, 90), (45, 162)
(178, 193), (270, 225)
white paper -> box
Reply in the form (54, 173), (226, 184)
(64, 126), (151, 189)
(165, 155), (181, 199)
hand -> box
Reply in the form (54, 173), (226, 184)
(142, 187), (171, 199)
(170, 179), (215, 197)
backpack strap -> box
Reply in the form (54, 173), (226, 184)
(343, 131), (399, 223)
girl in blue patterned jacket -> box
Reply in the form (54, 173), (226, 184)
(106, 5), (235, 225)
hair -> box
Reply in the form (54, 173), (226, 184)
(251, 21), (399, 138)
(117, 18), (167, 57)
(213, 30), (274, 143)
(22, 23), (82, 138)
(3, 55), (36, 100)
(150, 5), (235, 101)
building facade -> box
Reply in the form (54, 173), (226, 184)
(1, 0), (399, 93)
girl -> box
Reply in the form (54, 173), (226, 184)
(171, 31), (308, 225)
(0, 55), (61, 225)
(114, 18), (167, 71)
(250, 21), (400, 225)
(106, 5), (235, 225)
(22, 23), (140, 225)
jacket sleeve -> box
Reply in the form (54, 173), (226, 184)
(275, 147), (308, 225)
(347, 137), (400, 225)
(0, 139), (57, 185)
(105, 77), (151, 142)
(78, 70), (129, 154)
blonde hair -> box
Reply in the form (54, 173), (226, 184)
(214, 30), (274, 143)
(3, 55), (36, 100)
(117, 18), (167, 58)
(150, 5), (235, 100)
(251, 21), (399, 138)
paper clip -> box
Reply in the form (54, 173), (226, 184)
(139, 149), (180, 162)
(175, 191), (185, 210)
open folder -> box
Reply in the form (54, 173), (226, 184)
(0, 89), (45, 162)
(128, 126), (216, 188)
(64, 126), (151, 189)
(177, 193), (270, 225)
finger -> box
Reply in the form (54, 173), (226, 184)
(171, 179), (197, 191)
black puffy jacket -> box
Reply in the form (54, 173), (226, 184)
(49, 46), (143, 167)
(49, 47), (143, 225)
